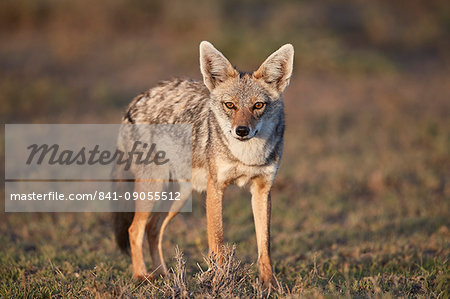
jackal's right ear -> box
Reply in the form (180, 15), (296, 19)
(200, 41), (238, 91)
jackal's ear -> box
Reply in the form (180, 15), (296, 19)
(253, 44), (294, 95)
(200, 41), (238, 91)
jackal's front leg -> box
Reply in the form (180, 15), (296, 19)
(251, 177), (275, 288)
(206, 177), (224, 259)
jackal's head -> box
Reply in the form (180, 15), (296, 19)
(200, 41), (294, 141)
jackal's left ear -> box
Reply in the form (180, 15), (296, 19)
(200, 41), (238, 91)
(253, 44), (294, 95)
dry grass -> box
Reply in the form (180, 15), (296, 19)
(1, 0), (450, 298)
(116, 245), (289, 298)
(1, 72), (449, 297)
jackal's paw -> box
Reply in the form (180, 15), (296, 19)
(134, 273), (155, 283)
(260, 272), (276, 290)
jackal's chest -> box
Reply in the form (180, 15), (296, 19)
(217, 160), (277, 187)
(191, 167), (208, 192)
(190, 160), (277, 192)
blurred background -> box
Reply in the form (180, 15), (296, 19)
(1, 0), (449, 122)
(1, 0), (449, 297)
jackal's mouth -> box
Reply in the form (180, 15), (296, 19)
(236, 136), (251, 141)
(235, 133), (257, 141)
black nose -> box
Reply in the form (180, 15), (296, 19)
(235, 126), (250, 137)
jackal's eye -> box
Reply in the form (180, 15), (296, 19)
(224, 102), (235, 109)
(253, 102), (265, 110)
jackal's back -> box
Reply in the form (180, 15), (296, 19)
(123, 79), (208, 124)
(122, 78), (210, 171)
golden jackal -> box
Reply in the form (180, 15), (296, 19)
(114, 41), (294, 287)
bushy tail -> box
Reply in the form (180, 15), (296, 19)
(112, 164), (134, 254)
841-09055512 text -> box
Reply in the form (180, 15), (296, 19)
(9, 191), (182, 201)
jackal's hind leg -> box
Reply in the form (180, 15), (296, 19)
(129, 211), (151, 281)
(146, 213), (166, 277)
(156, 211), (178, 275)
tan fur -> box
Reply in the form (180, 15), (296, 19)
(206, 173), (225, 259)
(128, 211), (151, 280)
(251, 176), (274, 285)
(115, 41), (294, 288)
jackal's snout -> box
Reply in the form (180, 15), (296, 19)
(231, 107), (258, 140)
(235, 126), (250, 137)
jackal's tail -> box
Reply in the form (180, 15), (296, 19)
(112, 164), (134, 254)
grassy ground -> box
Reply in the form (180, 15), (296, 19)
(1, 1), (450, 297)
(1, 72), (449, 297)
